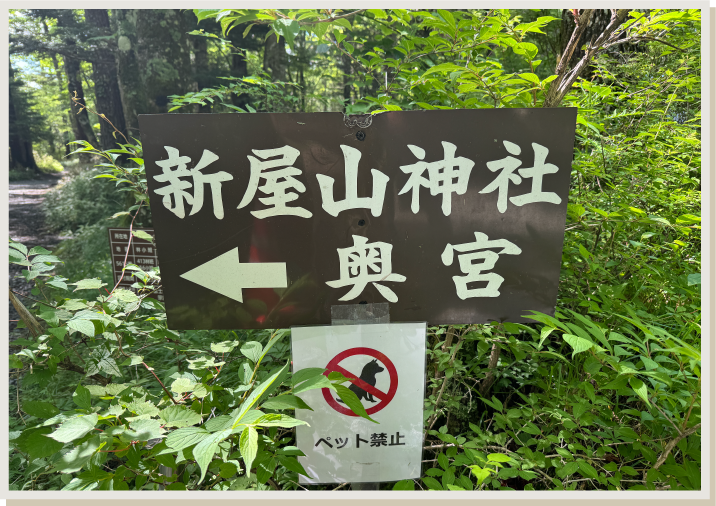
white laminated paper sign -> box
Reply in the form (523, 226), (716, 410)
(291, 322), (426, 484)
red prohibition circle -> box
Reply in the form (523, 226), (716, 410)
(322, 347), (398, 416)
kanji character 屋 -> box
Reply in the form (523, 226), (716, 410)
(398, 141), (475, 216)
(480, 141), (562, 213)
(316, 145), (389, 217)
(237, 145), (312, 218)
(153, 146), (233, 219)
(326, 235), (406, 303)
(442, 231), (522, 299)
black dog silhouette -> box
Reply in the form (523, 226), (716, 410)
(337, 359), (384, 403)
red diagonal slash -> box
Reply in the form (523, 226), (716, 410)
(328, 364), (389, 401)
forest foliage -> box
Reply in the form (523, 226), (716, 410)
(8, 8), (701, 492)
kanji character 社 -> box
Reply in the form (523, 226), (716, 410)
(237, 145), (312, 218)
(153, 146), (233, 219)
(335, 437), (349, 449)
(326, 235), (406, 303)
(315, 437), (333, 448)
(442, 231), (522, 299)
(479, 141), (562, 213)
(316, 145), (389, 217)
(398, 142), (475, 216)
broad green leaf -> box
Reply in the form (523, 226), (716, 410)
(67, 319), (96, 338)
(232, 362), (289, 428)
(487, 453), (511, 462)
(171, 378), (195, 393)
(125, 419), (166, 442)
(211, 340), (239, 353)
(393, 479), (415, 490)
(73, 384), (92, 411)
(54, 436), (100, 473)
(49, 414), (99, 443)
(22, 401), (59, 419)
(254, 413), (309, 428)
(131, 230), (154, 243)
(291, 367), (326, 386)
(333, 384), (378, 423)
(577, 460), (599, 479)
(240, 426), (259, 474)
(687, 273), (701, 286)
(194, 428), (232, 483)
(260, 394), (313, 411)
(159, 405), (202, 428)
(16, 427), (64, 462)
(422, 62), (466, 78)
(562, 333), (594, 357)
(629, 377), (650, 406)
(277, 455), (309, 477)
(72, 278), (106, 291)
(166, 427), (210, 451)
(240, 341), (263, 363)
(292, 374), (334, 394)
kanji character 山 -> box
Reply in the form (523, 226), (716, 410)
(480, 141), (562, 213)
(442, 231), (522, 299)
(398, 141), (475, 216)
(316, 145), (389, 217)
(154, 146), (233, 219)
(326, 235), (406, 303)
(237, 145), (312, 218)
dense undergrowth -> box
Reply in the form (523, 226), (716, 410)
(8, 9), (700, 492)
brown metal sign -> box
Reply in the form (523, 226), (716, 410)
(138, 109), (576, 330)
(108, 228), (164, 302)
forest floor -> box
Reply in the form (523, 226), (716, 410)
(8, 172), (68, 335)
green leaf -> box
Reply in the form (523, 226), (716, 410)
(166, 427), (210, 451)
(73, 384), (92, 411)
(393, 479), (415, 490)
(72, 278), (106, 291)
(577, 460), (599, 479)
(333, 384), (379, 423)
(131, 230), (154, 243)
(260, 394), (313, 411)
(211, 340), (239, 353)
(16, 427), (64, 462)
(240, 341), (263, 363)
(171, 377), (195, 393)
(22, 401), (60, 419)
(277, 455), (309, 477)
(194, 428), (232, 484)
(558, 461), (579, 478)
(240, 426), (259, 474)
(159, 405), (202, 428)
(487, 453), (511, 462)
(292, 374), (333, 394)
(67, 319), (96, 338)
(687, 273), (701, 286)
(54, 436), (100, 473)
(126, 419), (166, 442)
(291, 367), (326, 385)
(219, 462), (238, 479)
(629, 377), (650, 406)
(232, 362), (289, 428)
(422, 476), (444, 490)
(49, 414), (99, 443)
(562, 333), (594, 357)
(422, 62), (466, 78)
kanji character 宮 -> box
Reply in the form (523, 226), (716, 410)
(316, 145), (389, 217)
(389, 432), (406, 446)
(154, 146), (233, 219)
(335, 437), (349, 449)
(326, 235), (406, 303)
(315, 437), (333, 448)
(356, 434), (369, 448)
(442, 231), (522, 298)
(398, 142), (475, 216)
(480, 141), (561, 213)
(237, 145), (312, 219)
(370, 433), (388, 447)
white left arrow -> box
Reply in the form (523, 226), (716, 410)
(180, 248), (287, 303)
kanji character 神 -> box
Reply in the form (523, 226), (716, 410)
(442, 231), (522, 299)
(316, 145), (389, 217)
(480, 141), (562, 213)
(370, 433), (388, 447)
(153, 146), (233, 219)
(237, 145), (312, 219)
(326, 235), (406, 303)
(398, 142), (475, 216)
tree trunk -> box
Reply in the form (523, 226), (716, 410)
(558, 9), (615, 79)
(84, 9), (128, 149)
(263, 34), (287, 82)
(55, 11), (99, 150)
(341, 52), (353, 111)
(191, 34), (211, 113)
(110, 9), (147, 136)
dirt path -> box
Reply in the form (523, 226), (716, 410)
(8, 174), (67, 333)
